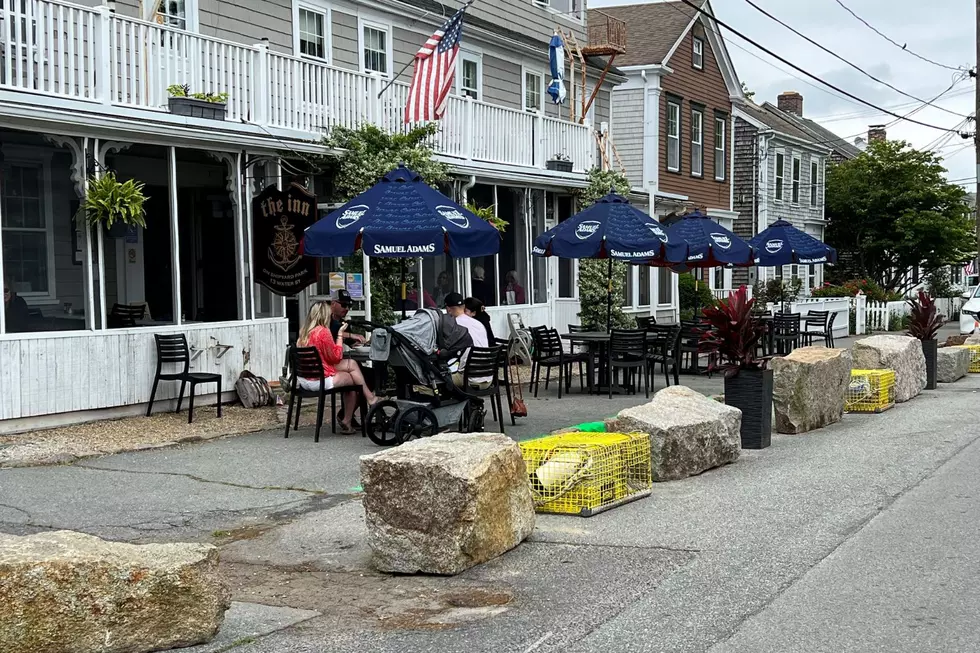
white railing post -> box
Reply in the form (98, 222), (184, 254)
(463, 97), (474, 161)
(252, 42), (269, 126)
(370, 75), (382, 126)
(95, 6), (112, 105)
(535, 113), (546, 169)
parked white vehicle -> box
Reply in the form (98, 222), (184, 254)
(959, 286), (980, 334)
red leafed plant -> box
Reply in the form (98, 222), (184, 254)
(699, 285), (768, 377)
(907, 290), (944, 340)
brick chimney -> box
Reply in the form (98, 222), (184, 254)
(868, 125), (887, 143)
(777, 91), (804, 116)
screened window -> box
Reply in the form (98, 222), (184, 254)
(775, 152), (785, 201)
(299, 8), (325, 59)
(362, 24), (389, 75)
(461, 57), (480, 100)
(692, 37), (704, 69)
(810, 161), (819, 207)
(714, 116), (726, 181)
(1, 163), (49, 296)
(667, 101), (680, 172)
(792, 157), (801, 204)
(691, 108), (703, 177)
(524, 70), (543, 113)
(657, 268), (672, 305)
(158, 0), (187, 30)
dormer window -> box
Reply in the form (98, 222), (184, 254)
(693, 37), (704, 70)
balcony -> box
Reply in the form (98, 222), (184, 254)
(0, 0), (594, 172)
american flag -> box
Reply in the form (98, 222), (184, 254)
(404, 4), (467, 123)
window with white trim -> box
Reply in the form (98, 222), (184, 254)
(807, 263), (817, 291)
(774, 152), (785, 201)
(810, 160), (819, 207)
(714, 116), (726, 181)
(692, 37), (704, 70)
(361, 23), (390, 75)
(667, 101), (680, 172)
(298, 7), (326, 60)
(460, 55), (481, 100)
(158, 0), (188, 29)
(523, 69), (544, 113)
(657, 268), (673, 305)
(791, 156), (801, 204)
(1, 162), (52, 297)
(691, 108), (703, 177)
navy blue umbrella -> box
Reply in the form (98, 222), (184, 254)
(303, 166), (500, 259)
(659, 210), (754, 267)
(750, 219), (837, 266)
(532, 192), (683, 262)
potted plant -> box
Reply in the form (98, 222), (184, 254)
(546, 153), (573, 173)
(83, 172), (148, 238)
(907, 290), (944, 390)
(167, 84), (228, 121)
(700, 285), (773, 449)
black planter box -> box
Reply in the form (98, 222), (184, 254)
(724, 368), (773, 449)
(546, 159), (574, 172)
(105, 220), (129, 239)
(922, 339), (938, 390)
(168, 97), (227, 121)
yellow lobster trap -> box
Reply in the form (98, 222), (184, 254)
(845, 369), (896, 413)
(952, 344), (980, 373)
(519, 432), (652, 517)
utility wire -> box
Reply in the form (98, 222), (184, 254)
(810, 87), (972, 123)
(677, 0), (960, 133)
(831, 0), (967, 72)
(740, 0), (970, 119)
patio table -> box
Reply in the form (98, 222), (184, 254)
(559, 331), (629, 395)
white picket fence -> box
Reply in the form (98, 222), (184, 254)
(764, 297), (851, 340)
(864, 300), (909, 332)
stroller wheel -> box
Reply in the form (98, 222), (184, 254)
(466, 406), (485, 433)
(365, 400), (401, 446)
(394, 406), (438, 442)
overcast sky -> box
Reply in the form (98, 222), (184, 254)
(589, 0), (976, 187)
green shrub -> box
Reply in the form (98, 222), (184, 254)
(678, 273), (715, 317)
(811, 278), (901, 302)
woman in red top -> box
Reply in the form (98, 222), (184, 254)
(297, 302), (379, 434)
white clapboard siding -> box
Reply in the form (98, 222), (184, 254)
(0, 319), (287, 420)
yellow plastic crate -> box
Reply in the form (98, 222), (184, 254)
(845, 369), (896, 413)
(952, 345), (980, 373)
(519, 432), (652, 517)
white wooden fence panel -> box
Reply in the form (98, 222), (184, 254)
(0, 320), (287, 421)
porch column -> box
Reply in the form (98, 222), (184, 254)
(362, 250), (372, 321)
(273, 158), (285, 317)
(93, 139), (107, 329)
(82, 138), (95, 330)
(233, 151), (247, 320)
(244, 154), (257, 320)
(168, 146), (182, 325)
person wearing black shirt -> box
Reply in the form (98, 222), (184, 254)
(327, 289), (365, 345)
(464, 296), (495, 344)
(3, 285), (30, 333)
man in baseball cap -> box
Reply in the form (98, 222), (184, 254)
(327, 289), (363, 344)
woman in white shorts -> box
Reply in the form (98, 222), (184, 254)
(296, 302), (379, 433)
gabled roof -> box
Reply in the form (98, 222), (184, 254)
(588, 2), (693, 67)
(779, 113), (863, 159)
(738, 102), (815, 143)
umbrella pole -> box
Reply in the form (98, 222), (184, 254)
(694, 274), (700, 318)
(607, 257), (613, 333)
(400, 260), (407, 320)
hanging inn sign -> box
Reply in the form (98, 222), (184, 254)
(252, 183), (318, 296)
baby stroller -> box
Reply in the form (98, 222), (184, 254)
(359, 308), (487, 446)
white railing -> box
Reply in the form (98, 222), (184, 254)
(864, 299), (909, 333)
(766, 297), (850, 340)
(0, 0), (594, 173)
(0, 0), (100, 101)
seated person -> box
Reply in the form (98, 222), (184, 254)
(444, 292), (492, 389)
(4, 285), (30, 333)
(326, 289), (365, 345)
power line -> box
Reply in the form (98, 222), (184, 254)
(676, 0), (958, 133)
(831, 0), (967, 72)
(740, 0), (970, 119)
(809, 86), (973, 123)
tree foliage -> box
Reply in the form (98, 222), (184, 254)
(825, 139), (975, 293)
(576, 168), (636, 329)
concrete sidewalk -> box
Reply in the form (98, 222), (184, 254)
(1, 351), (978, 652)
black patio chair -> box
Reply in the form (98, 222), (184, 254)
(679, 320), (704, 373)
(108, 303), (146, 328)
(802, 310), (837, 348)
(283, 345), (366, 443)
(146, 333), (222, 424)
(530, 328), (589, 398)
(646, 324), (683, 388)
(494, 338), (517, 426)
(461, 345), (506, 433)
(608, 329), (648, 399)
(772, 312), (802, 355)
(635, 315), (656, 330)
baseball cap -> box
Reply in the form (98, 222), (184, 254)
(444, 292), (464, 307)
(328, 289), (353, 307)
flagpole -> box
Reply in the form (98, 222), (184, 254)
(378, 0), (477, 99)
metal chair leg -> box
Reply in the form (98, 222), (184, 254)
(175, 380), (187, 413)
(284, 393), (294, 439)
(146, 377), (160, 417)
(187, 384), (195, 424)
(314, 395), (326, 443)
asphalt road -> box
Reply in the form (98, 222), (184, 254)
(2, 333), (978, 652)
